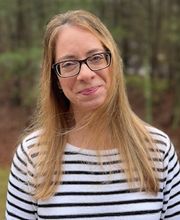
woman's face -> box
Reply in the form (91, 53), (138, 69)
(55, 25), (111, 116)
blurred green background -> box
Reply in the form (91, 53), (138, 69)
(1, 0), (180, 219)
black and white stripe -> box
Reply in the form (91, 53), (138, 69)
(6, 127), (180, 219)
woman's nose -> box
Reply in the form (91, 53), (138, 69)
(76, 63), (96, 81)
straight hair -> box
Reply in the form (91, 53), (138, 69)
(29, 10), (159, 200)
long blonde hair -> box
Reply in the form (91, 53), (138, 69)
(31, 10), (159, 200)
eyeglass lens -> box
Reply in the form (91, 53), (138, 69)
(54, 52), (111, 78)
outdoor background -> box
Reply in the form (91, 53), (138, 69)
(0, 0), (180, 219)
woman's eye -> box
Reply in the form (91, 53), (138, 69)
(61, 61), (77, 69)
(90, 54), (104, 63)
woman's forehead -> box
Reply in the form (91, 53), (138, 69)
(54, 25), (104, 61)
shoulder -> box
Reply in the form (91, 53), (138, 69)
(147, 125), (169, 141)
(146, 125), (175, 157)
(22, 130), (41, 146)
(145, 126), (180, 179)
(15, 130), (41, 164)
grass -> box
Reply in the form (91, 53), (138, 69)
(0, 167), (10, 220)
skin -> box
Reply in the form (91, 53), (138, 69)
(55, 25), (111, 123)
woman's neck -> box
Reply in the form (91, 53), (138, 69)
(68, 123), (113, 150)
(68, 106), (113, 149)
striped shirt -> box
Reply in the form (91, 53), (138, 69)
(6, 127), (180, 219)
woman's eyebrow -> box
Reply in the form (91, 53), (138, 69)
(56, 48), (104, 62)
(86, 48), (105, 56)
(56, 55), (77, 63)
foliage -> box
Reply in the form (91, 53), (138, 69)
(0, 48), (41, 107)
(126, 75), (145, 91)
(126, 75), (173, 124)
(0, 0), (179, 128)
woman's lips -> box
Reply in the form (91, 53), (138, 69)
(78, 86), (100, 95)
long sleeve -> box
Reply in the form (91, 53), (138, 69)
(5, 142), (37, 220)
(161, 140), (180, 219)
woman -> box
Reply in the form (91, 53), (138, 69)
(6, 10), (180, 220)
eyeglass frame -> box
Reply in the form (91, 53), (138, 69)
(52, 51), (111, 78)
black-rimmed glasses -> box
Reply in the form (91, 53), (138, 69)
(52, 51), (111, 78)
